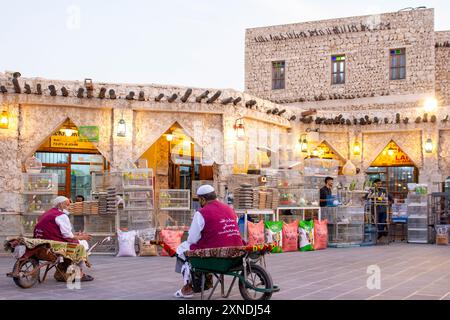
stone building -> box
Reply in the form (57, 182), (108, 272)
(0, 71), (291, 238)
(245, 8), (450, 195)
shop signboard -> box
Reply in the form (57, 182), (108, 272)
(371, 142), (415, 167)
(78, 126), (99, 143)
(50, 135), (94, 149)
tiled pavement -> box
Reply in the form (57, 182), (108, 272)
(0, 243), (449, 300)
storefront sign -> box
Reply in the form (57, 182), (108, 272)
(50, 136), (94, 149)
(78, 126), (99, 142)
(371, 142), (415, 167)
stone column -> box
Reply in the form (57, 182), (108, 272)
(420, 127), (441, 192)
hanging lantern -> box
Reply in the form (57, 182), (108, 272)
(311, 148), (319, 157)
(60, 128), (77, 137)
(425, 138), (433, 153)
(117, 118), (126, 137)
(0, 110), (9, 129)
(299, 134), (308, 153)
(233, 118), (245, 140)
(353, 140), (361, 155)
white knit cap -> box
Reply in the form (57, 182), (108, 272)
(197, 185), (215, 196)
(52, 196), (70, 207)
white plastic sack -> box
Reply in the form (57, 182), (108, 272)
(116, 230), (137, 257)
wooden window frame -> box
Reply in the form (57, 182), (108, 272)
(390, 48), (406, 80)
(331, 55), (346, 85)
(272, 61), (285, 90)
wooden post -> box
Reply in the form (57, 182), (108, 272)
(207, 91), (222, 104)
(155, 93), (164, 102)
(168, 93), (178, 103)
(180, 88), (192, 102)
(196, 90), (209, 103)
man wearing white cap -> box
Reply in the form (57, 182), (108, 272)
(33, 196), (94, 281)
(174, 184), (243, 298)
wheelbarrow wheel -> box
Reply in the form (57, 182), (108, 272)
(238, 264), (273, 300)
(12, 258), (40, 289)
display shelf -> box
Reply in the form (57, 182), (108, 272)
(22, 173), (58, 194)
(83, 215), (116, 234)
(159, 189), (190, 211)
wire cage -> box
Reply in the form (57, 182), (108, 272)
(155, 210), (193, 228)
(429, 193), (450, 226)
(124, 191), (154, 210)
(304, 158), (339, 177)
(277, 188), (319, 207)
(322, 207), (364, 245)
(23, 194), (54, 215)
(91, 171), (123, 192)
(22, 173), (58, 194)
(89, 235), (117, 255)
(83, 215), (116, 234)
(122, 168), (153, 190)
(21, 214), (40, 236)
(158, 189), (191, 210)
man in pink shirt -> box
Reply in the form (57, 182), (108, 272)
(174, 185), (243, 298)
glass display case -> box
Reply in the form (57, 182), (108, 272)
(322, 206), (364, 246)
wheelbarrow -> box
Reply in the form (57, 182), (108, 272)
(4, 236), (112, 289)
(153, 241), (280, 300)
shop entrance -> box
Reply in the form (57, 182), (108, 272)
(366, 140), (418, 200)
(33, 119), (108, 201)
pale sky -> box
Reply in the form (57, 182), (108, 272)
(0, 0), (448, 90)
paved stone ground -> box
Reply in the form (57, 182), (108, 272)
(0, 243), (449, 300)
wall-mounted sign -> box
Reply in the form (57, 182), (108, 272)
(50, 136), (95, 149)
(78, 126), (99, 143)
(371, 141), (415, 167)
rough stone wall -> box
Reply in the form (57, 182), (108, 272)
(438, 130), (450, 176)
(435, 31), (450, 105)
(245, 9), (436, 103)
(19, 104), (113, 162)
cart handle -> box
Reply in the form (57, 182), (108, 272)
(150, 240), (177, 257)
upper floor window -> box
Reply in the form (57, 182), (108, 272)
(390, 48), (406, 80)
(272, 61), (285, 90)
(331, 55), (345, 85)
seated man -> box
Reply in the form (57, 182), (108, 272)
(33, 196), (94, 281)
(174, 185), (243, 298)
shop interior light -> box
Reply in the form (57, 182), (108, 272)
(183, 139), (192, 147)
(387, 146), (395, 157)
(311, 148), (320, 157)
(166, 133), (173, 142)
(60, 128), (77, 136)
(423, 97), (438, 112)
(0, 110), (9, 129)
(353, 140), (361, 155)
(233, 118), (245, 140)
(425, 138), (433, 153)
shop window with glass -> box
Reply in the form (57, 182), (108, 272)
(390, 48), (406, 80)
(331, 55), (345, 85)
(366, 166), (418, 200)
(35, 152), (106, 201)
(272, 61), (285, 90)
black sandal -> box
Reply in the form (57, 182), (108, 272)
(81, 274), (94, 282)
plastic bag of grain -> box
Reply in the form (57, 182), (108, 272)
(435, 225), (449, 245)
(313, 219), (328, 250)
(298, 220), (314, 252)
(264, 221), (283, 253)
(282, 220), (299, 252)
(247, 220), (265, 246)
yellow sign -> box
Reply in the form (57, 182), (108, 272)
(316, 142), (344, 165)
(50, 135), (95, 149)
(371, 141), (415, 167)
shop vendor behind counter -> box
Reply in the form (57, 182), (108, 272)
(319, 176), (334, 207)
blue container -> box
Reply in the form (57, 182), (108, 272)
(362, 224), (377, 246)
(326, 195), (338, 207)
